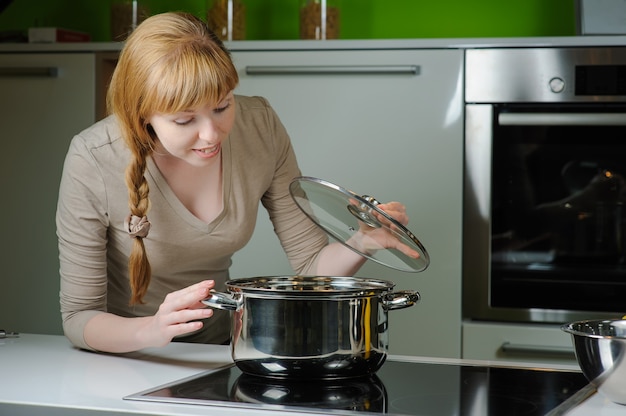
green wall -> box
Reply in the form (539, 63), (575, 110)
(0, 0), (576, 42)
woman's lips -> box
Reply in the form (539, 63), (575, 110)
(194, 144), (221, 158)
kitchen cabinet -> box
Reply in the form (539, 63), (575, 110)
(0, 53), (98, 335)
(0, 44), (465, 360)
(462, 320), (578, 366)
(228, 47), (465, 358)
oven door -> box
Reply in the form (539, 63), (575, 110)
(464, 103), (626, 323)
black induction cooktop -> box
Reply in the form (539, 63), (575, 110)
(125, 359), (590, 416)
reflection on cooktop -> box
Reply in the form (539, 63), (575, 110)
(125, 359), (589, 416)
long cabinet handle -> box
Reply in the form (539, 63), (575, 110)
(500, 342), (575, 357)
(499, 112), (626, 126)
(245, 65), (420, 76)
(0, 67), (59, 77)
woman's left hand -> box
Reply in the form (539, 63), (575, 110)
(349, 201), (421, 259)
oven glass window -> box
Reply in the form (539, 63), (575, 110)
(491, 104), (626, 313)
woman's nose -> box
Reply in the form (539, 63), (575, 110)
(198, 118), (220, 142)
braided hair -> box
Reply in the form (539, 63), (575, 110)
(106, 12), (239, 304)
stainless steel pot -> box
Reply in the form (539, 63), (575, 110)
(203, 275), (420, 380)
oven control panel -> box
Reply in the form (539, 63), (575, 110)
(465, 47), (626, 103)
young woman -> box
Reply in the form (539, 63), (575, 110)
(56, 12), (413, 353)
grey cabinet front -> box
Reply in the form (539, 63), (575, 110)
(229, 48), (464, 358)
(0, 53), (95, 335)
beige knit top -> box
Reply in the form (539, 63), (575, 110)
(56, 95), (328, 350)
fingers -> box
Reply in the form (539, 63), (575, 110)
(170, 307), (214, 324)
(376, 202), (409, 225)
(166, 319), (205, 340)
(371, 202), (421, 259)
(157, 281), (216, 331)
(393, 240), (421, 259)
(141, 281), (221, 348)
(161, 280), (215, 313)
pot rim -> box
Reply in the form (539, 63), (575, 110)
(225, 275), (395, 297)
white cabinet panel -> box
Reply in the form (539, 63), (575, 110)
(0, 53), (96, 335)
(229, 48), (464, 357)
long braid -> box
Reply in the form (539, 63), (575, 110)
(107, 12), (240, 305)
(126, 148), (151, 305)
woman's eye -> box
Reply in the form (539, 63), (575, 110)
(214, 103), (230, 114)
(174, 118), (193, 125)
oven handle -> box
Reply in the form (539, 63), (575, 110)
(501, 342), (576, 357)
(499, 113), (626, 126)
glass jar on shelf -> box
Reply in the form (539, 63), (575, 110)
(207, 0), (246, 41)
(110, 0), (150, 41)
(300, 0), (340, 40)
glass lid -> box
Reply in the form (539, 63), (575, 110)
(289, 176), (429, 273)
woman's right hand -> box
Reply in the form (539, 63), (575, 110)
(142, 280), (216, 347)
(84, 280), (216, 353)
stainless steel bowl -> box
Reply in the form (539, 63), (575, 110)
(562, 319), (626, 405)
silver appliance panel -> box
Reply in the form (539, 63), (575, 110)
(463, 47), (626, 324)
(466, 47), (626, 103)
(463, 104), (625, 323)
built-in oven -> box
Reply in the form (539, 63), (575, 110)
(464, 47), (626, 324)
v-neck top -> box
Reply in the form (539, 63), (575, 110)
(56, 96), (328, 350)
(145, 146), (230, 233)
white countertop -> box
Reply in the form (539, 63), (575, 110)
(0, 333), (307, 416)
(1, 333), (624, 416)
(2, 35), (626, 53)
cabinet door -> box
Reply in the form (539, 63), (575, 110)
(229, 49), (464, 358)
(0, 53), (95, 335)
(463, 321), (578, 366)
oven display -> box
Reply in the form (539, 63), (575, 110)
(575, 65), (626, 96)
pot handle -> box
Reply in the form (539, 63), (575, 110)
(383, 290), (420, 311)
(201, 290), (241, 311)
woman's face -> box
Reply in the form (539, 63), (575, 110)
(148, 92), (236, 167)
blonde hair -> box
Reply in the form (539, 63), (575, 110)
(107, 12), (239, 305)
